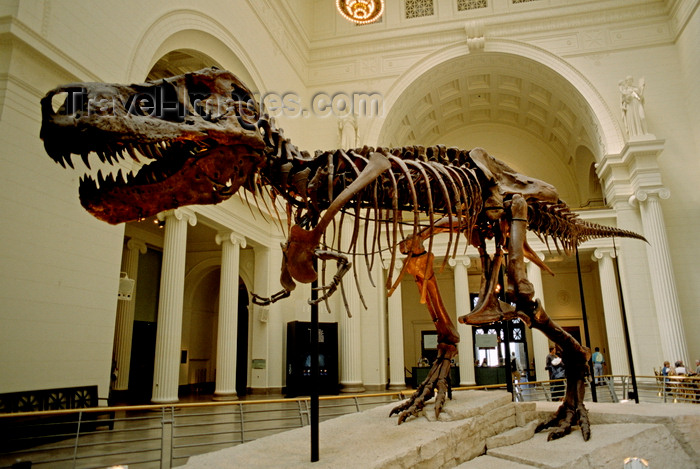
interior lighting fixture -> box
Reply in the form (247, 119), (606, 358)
(336, 0), (384, 25)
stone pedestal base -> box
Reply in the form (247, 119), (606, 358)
(212, 393), (238, 401)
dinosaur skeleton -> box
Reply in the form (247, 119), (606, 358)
(41, 68), (645, 441)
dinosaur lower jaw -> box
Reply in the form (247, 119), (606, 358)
(77, 146), (260, 224)
(79, 173), (232, 224)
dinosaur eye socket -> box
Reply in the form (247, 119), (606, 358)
(50, 87), (88, 115)
(51, 92), (68, 113)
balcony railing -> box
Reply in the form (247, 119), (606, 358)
(1, 376), (697, 468)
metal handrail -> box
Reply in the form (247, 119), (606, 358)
(1, 377), (697, 468)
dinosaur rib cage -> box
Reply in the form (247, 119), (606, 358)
(260, 145), (485, 294)
(257, 142), (645, 299)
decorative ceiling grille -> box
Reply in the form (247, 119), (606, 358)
(457, 0), (488, 11)
(405, 0), (434, 19)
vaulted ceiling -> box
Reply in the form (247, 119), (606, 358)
(379, 52), (604, 207)
(381, 53), (598, 158)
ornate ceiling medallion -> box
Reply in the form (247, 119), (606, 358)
(336, 0), (384, 25)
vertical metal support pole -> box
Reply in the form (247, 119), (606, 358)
(575, 247), (597, 402)
(612, 237), (639, 403)
(238, 404), (246, 444)
(161, 406), (173, 469)
(504, 320), (513, 396)
(72, 411), (83, 466)
(499, 264), (513, 396)
(310, 268), (319, 462)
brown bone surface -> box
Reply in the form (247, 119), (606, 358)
(41, 69), (646, 441)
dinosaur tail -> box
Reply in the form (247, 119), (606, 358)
(527, 201), (647, 254)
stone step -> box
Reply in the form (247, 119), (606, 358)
(459, 423), (694, 469)
(486, 419), (539, 450)
(183, 392), (700, 469)
(183, 390), (518, 468)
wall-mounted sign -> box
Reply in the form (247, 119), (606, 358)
(475, 334), (498, 348)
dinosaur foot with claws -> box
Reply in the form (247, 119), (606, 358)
(390, 343), (457, 424)
(533, 335), (591, 441)
(536, 399), (591, 442)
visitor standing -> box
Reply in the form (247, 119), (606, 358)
(545, 346), (557, 380)
(550, 353), (566, 400)
(591, 347), (605, 385)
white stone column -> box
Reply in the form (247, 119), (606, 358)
(213, 232), (246, 400)
(526, 254), (551, 382)
(386, 262), (406, 390)
(151, 208), (196, 403)
(339, 223), (364, 393)
(449, 256), (475, 385)
(250, 245), (271, 391)
(339, 278), (365, 392)
(112, 238), (147, 392)
(592, 248), (629, 375)
(632, 188), (688, 365)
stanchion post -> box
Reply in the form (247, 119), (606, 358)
(310, 271), (320, 462)
(575, 247), (597, 402)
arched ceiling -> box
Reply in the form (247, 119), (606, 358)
(379, 52), (605, 207)
(147, 49), (222, 81)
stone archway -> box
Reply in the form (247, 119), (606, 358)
(374, 41), (627, 384)
(372, 39), (625, 158)
(124, 9), (265, 89)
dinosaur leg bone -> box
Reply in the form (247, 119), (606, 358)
(390, 236), (459, 423)
(507, 194), (592, 441)
(459, 240), (522, 326)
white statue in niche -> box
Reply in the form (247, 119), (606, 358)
(618, 76), (649, 139)
(338, 114), (358, 149)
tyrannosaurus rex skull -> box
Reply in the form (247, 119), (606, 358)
(40, 68), (267, 224)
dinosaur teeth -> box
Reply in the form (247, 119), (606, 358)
(138, 144), (154, 159)
(150, 144), (163, 158)
(81, 152), (91, 169)
(126, 144), (140, 162)
(63, 153), (74, 169)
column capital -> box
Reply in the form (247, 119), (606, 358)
(592, 247), (616, 261)
(448, 256), (471, 269)
(126, 237), (147, 254)
(215, 231), (247, 248)
(381, 256), (406, 271)
(157, 207), (197, 226)
(630, 187), (671, 206)
(597, 138), (666, 205)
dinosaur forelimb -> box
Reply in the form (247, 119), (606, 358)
(251, 289), (291, 306)
(309, 249), (351, 308)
